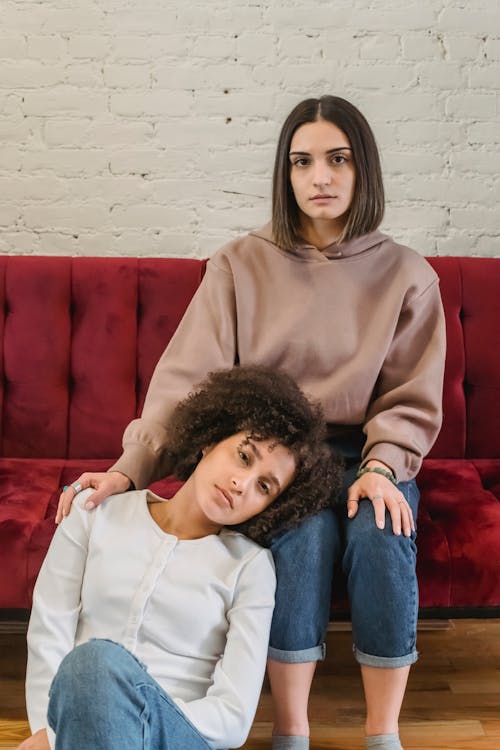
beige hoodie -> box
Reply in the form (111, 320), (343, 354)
(111, 224), (445, 487)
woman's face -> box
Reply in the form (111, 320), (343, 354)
(192, 432), (296, 526)
(289, 118), (356, 235)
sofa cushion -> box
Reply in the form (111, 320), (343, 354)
(0, 458), (183, 609)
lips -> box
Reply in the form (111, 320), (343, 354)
(216, 485), (234, 508)
(311, 194), (335, 200)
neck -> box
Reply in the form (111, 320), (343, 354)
(299, 215), (344, 250)
(150, 479), (222, 540)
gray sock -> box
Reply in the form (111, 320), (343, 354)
(272, 736), (309, 750)
(366, 733), (403, 750)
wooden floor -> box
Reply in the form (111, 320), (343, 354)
(1, 620), (499, 749)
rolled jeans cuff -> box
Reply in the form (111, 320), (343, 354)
(268, 642), (326, 663)
(353, 645), (418, 668)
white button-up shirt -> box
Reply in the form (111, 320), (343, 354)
(26, 489), (276, 749)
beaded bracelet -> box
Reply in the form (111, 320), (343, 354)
(356, 466), (397, 486)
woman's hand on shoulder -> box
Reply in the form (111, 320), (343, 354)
(17, 728), (50, 750)
(55, 471), (132, 524)
(346, 466), (415, 537)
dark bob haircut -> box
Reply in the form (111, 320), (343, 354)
(272, 95), (385, 250)
(165, 365), (342, 547)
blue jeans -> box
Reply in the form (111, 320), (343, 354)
(48, 639), (213, 750)
(268, 464), (420, 668)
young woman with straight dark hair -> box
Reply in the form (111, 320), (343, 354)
(57, 95), (446, 750)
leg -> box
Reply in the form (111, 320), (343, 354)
(268, 508), (341, 743)
(47, 639), (211, 750)
(342, 478), (420, 746)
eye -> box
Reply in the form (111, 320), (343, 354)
(258, 479), (271, 495)
(238, 449), (250, 465)
(291, 157), (310, 168)
(330, 154), (348, 165)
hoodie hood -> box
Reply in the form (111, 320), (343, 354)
(250, 222), (389, 261)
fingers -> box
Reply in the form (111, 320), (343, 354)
(347, 478), (415, 537)
(55, 471), (131, 523)
(346, 486), (360, 519)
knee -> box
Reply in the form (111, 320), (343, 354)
(272, 508), (339, 569)
(51, 640), (127, 702)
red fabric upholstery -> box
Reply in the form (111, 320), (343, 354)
(0, 255), (499, 614)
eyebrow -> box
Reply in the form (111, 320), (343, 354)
(289, 147), (353, 156)
(247, 440), (282, 493)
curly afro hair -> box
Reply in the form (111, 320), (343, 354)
(165, 365), (343, 547)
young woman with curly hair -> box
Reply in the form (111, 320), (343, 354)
(57, 96), (446, 750)
(22, 366), (339, 750)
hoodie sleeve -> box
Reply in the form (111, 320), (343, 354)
(110, 258), (238, 489)
(361, 278), (446, 481)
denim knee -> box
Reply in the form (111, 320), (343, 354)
(343, 480), (420, 666)
(269, 508), (341, 662)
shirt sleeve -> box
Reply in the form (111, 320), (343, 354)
(173, 547), (276, 749)
(110, 259), (238, 489)
(361, 279), (446, 481)
(25, 490), (94, 747)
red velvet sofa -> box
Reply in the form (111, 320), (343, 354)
(1, 255), (499, 618)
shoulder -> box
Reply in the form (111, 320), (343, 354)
(379, 236), (438, 284)
(73, 488), (148, 526)
(207, 224), (277, 273)
(219, 530), (275, 574)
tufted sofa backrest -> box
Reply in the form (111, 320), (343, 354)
(0, 257), (206, 459)
(0, 255), (499, 461)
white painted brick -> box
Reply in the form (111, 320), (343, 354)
(359, 35), (400, 60)
(104, 65), (151, 88)
(361, 92), (444, 121)
(269, 6), (351, 30)
(438, 8), (500, 34)
(0, 37), (27, 59)
(109, 150), (194, 177)
(0, 176), (66, 201)
(0, 147), (22, 171)
(43, 8), (105, 34)
(23, 149), (109, 177)
(0, 205), (21, 226)
(417, 62), (464, 90)
(67, 35), (109, 59)
(27, 35), (67, 60)
(397, 121), (464, 146)
(22, 88), (108, 116)
(111, 35), (188, 60)
(110, 204), (193, 229)
(382, 150), (445, 176)
(468, 122), (500, 144)
(104, 10), (176, 34)
(235, 33), (276, 63)
(193, 91), (276, 119)
(485, 38), (500, 61)
(350, 8), (437, 32)
(388, 175), (495, 206)
(475, 235), (500, 257)
(451, 149), (499, 174)
(384, 204), (448, 231)
(401, 33), (443, 61)
(446, 94), (496, 118)
(24, 204), (109, 231)
(37, 231), (79, 256)
(436, 234), (479, 257)
(0, 63), (65, 88)
(192, 36), (236, 59)
(65, 63), (103, 87)
(321, 31), (360, 60)
(450, 207), (499, 232)
(0, 230), (39, 254)
(343, 65), (415, 90)
(1, 5), (49, 34)
(110, 91), (191, 117)
(44, 119), (92, 147)
(0, 118), (31, 143)
(177, 6), (262, 33)
(470, 65), (500, 89)
(279, 33), (323, 61)
(444, 34), (482, 61)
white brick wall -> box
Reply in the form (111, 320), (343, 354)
(0, 0), (498, 258)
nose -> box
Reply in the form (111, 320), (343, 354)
(230, 474), (247, 494)
(312, 162), (332, 188)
